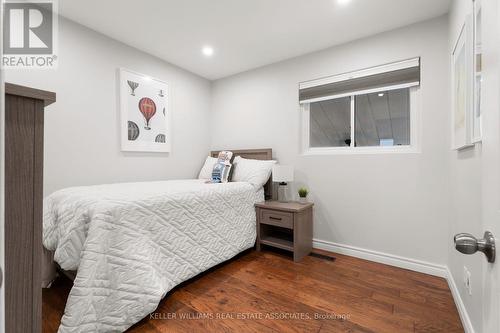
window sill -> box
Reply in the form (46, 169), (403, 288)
(302, 146), (420, 156)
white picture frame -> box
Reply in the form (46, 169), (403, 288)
(471, 0), (483, 143)
(451, 16), (474, 150)
(119, 68), (171, 152)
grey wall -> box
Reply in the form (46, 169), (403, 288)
(210, 17), (451, 266)
(5, 17), (212, 195)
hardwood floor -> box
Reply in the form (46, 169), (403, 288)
(43, 249), (464, 333)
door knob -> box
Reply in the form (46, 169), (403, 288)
(454, 231), (496, 263)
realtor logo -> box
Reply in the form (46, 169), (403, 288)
(2, 0), (58, 68)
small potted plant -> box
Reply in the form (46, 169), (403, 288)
(298, 187), (309, 204)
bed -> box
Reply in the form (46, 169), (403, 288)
(43, 149), (273, 332)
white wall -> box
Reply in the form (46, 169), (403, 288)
(5, 17), (212, 195)
(211, 17), (451, 266)
(447, 1), (484, 332)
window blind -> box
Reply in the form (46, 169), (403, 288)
(299, 58), (420, 104)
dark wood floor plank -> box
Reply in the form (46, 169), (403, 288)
(43, 250), (464, 333)
(211, 260), (413, 332)
(372, 291), (461, 327)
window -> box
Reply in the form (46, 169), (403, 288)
(309, 97), (351, 147)
(300, 58), (420, 154)
(355, 88), (410, 147)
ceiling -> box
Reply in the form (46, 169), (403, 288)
(59, 0), (451, 80)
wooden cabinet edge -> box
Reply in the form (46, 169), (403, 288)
(5, 83), (56, 106)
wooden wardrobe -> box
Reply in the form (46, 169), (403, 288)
(4, 83), (55, 333)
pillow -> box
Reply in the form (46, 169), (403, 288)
(211, 151), (233, 183)
(198, 156), (218, 179)
(232, 156), (277, 188)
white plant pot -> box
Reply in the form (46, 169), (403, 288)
(298, 197), (307, 204)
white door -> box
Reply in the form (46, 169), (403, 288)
(480, 0), (500, 332)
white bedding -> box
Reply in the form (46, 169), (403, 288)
(43, 179), (264, 332)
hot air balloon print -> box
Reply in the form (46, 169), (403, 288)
(155, 134), (166, 143)
(128, 121), (139, 141)
(158, 89), (165, 97)
(127, 80), (139, 96)
(138, 97), (157, 130)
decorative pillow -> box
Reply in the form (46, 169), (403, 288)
(232, 156), (277, 188)
(211, 151), (233, 183)
(198, 156), (218, 179)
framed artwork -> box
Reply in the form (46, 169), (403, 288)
(119, 68), (171, 152)
(472, 0), (483, 143)
(451, 16), (474, 150)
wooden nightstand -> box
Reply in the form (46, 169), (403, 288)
(255, 201), (313, 262)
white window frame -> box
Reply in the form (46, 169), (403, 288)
(301, 86), (421, 155)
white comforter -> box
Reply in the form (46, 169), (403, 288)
(43, 179), (263, 332)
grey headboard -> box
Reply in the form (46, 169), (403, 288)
(211, 148), (273, 200)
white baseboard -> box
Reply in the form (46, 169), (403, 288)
(312, 239), (474, 333)
(313, 238), (448, 277)
(445, 267), (475, 333)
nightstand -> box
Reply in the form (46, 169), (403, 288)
(255, 201), (314, 262)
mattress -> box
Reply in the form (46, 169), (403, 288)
(43, 179), (264, 332)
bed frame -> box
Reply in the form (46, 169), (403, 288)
(211, 148), (274, 200)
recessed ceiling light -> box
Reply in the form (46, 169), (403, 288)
(378, 93), (385, 97)
(337, 0), (351, 5)
(202, 46), (214, 57)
